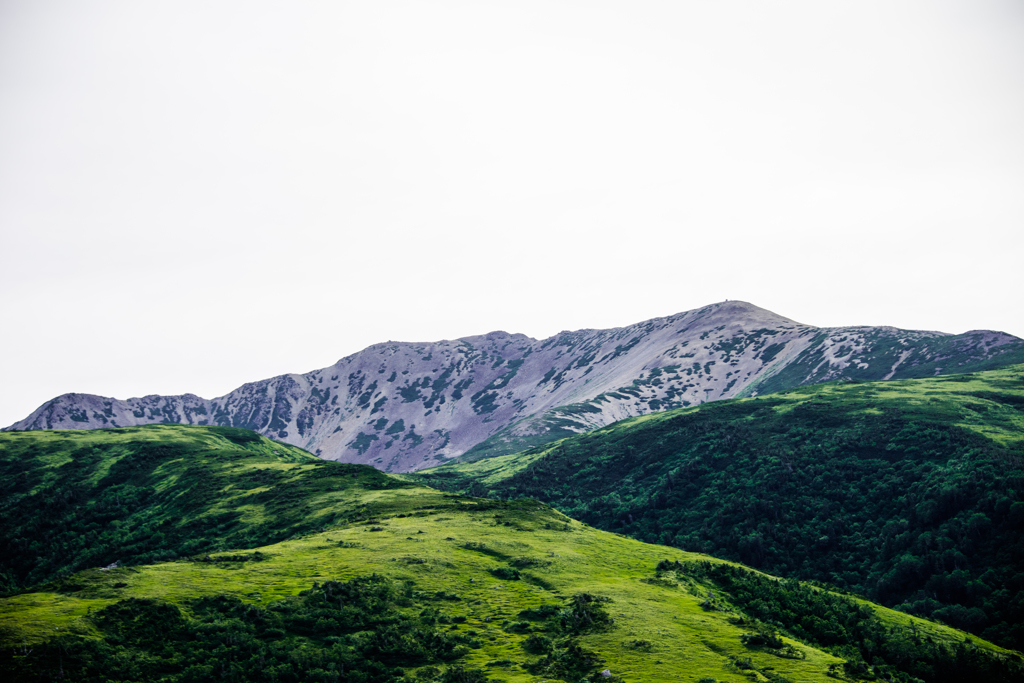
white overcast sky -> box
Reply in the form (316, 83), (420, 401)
(1, 1), (1023, 427)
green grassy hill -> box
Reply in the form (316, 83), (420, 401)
(0, 424), (416, 592)
(1, 425), (1022, 682)
(416, 366), (1024, 652)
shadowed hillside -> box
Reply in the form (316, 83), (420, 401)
(417, 366), (1024, 651)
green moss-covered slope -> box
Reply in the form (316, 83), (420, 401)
(1, 425), (1021, 682)
(416, 366), (1024, 651)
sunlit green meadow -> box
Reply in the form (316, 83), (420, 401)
(3, 475), (1009, 682)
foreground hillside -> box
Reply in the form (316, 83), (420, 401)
(0, 425), (408, 592)
(7, 301), (1023, 472)
(2, 426), (1021, 682)
(417, 366), (1024, 651)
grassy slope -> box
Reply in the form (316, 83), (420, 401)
(2, 483), (1017, 683)
(416, 366), (1024, 648)
(0, 425), (416, 591)
(1, 425), (1021, 682)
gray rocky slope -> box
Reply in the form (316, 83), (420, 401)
(6, 301), (1023, 472)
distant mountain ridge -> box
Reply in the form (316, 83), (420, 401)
(6, 300), (1024, 472)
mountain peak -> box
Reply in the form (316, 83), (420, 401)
(6, 301), (1023, 471)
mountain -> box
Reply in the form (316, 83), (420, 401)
(6, 301), (1023, 472)
(1, 425), (1021, 683)
(416, 365), (1024, 651)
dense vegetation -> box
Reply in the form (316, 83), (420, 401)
(1, 574), (496, 683)
(2, 423), (1020, 682)
(418, 367), (1024, 650)
(2, 572), (630, 683)
(0, 425), (413, 593)
(658, 559), (1024, 683)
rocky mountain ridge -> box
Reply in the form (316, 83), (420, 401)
(7, 300), (1023, 472)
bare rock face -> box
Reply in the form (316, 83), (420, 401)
(6, 301), (1023, 472)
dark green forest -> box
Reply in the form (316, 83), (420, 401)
(420, 371), (1024, 650)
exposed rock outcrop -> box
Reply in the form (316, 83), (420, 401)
(7, 301), (1022, 471)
